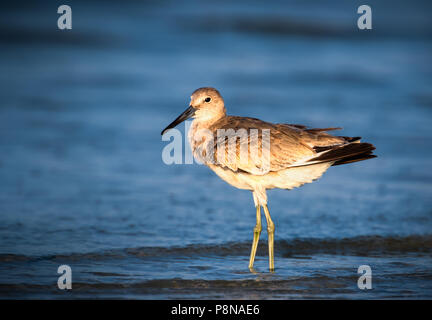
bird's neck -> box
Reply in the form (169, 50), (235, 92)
(191, 109), (226, 130)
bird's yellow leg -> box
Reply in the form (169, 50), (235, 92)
(263, 204), (275, 272)
(248, 206), (262, 270)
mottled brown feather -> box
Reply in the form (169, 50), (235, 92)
(204, 116), (376, 175)
(206, 116), (315, 174)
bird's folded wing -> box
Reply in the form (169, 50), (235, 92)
(207, 117), (329, 175)
(276, 124), (346, 148)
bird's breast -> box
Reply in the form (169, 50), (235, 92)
(188, 120), (216, 164)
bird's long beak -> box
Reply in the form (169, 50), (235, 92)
(161, 105), (196, 135)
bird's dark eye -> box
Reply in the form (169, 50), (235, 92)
(205, 97), (211, 103)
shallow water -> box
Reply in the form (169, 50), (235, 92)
(0, 0), (431, 299)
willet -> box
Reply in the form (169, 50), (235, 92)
(161, 87), (376, 272)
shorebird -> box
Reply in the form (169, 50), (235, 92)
(161, 87), (376, 272)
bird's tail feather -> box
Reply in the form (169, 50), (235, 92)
(310, 142), (376, 166)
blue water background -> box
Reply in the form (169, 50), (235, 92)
(0, 0), (431, 298)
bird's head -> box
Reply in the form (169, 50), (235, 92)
(161, 87), (226, 135)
